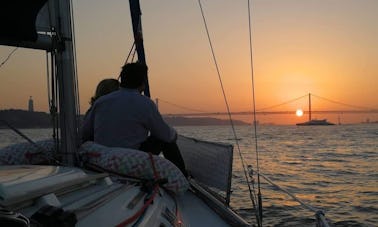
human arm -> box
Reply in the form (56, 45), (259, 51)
(147, 102), (177, 143)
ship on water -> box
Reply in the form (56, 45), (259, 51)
(296, 93), (335, 126)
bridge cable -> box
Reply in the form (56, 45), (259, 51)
(311, 93), (378, 111)
(257, 94), (308, 111)
(158, 98), (208, 114)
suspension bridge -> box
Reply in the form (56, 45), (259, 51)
(158, 93), (378, 117)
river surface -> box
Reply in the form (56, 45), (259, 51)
(176, 124), (378, 227)
(1, 124), (377, 226)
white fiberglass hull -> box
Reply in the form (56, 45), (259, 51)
(0, 165), (249, 227)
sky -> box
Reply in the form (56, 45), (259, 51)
(1, 0), (378, 124)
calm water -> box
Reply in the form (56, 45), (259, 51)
(176, 124), (378, 227)
(1, 124), (377, 226)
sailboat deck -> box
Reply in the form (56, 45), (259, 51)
(0, 165), (250, 226)
(178, 192), (230, 227)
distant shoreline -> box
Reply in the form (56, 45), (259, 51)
(0, 109), (248, 129)
(2, 109), (376, 129)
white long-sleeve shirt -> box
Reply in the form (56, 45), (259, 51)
(81, 88), (177, 149)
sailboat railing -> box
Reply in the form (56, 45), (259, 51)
(259, 173), (331, 227)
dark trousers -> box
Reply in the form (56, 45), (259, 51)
(139, 136), (187, 176)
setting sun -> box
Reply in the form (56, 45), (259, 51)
(296, 109), (304, 117)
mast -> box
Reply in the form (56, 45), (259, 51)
(53, 0), (79, 165)
(1, 0), (79, 165)
(308, 93), (312, 121)
(129, 0), (150, 97)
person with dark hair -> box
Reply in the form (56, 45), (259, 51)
(81, 63), (187, 176)
(119, 62), (147, 90)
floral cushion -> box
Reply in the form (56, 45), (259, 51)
(0, 139), (55, 165)
(79, 141), (189, 194)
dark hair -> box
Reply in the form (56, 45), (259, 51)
(119, 63), (148, 89)
(90, 78), (119, 105)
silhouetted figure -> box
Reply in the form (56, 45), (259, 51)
(81, 63), (187, 175)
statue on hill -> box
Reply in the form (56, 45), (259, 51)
(28, 96), (34, 112)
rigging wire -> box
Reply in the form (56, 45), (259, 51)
(247, 0), (263, 226)
(245, 3), (331, 225)
(45, 51), (59, 159)
(124, 42), (136, 66)
(0, 47), (18, 69)
(46, 52), (51, 109)
(50, 51), (61, 157)
(197, 0), (258, 222)
(70, 0), (84, 163)
(124, 11), (142, 66)
(47, 0), (60, 158)
(131, 48), (137, 62)
(70, 0), (81, 118)
(119, 43), (137, 81)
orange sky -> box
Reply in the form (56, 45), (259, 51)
(1, 0), (377, 125)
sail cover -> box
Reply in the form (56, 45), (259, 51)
(177, 135), (233, 204)
(0, 0), (48, 43)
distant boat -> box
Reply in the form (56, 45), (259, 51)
(296, 93), (335, 126)
(296, 119), (335, 126)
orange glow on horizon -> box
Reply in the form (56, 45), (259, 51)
(0, 1), (377, 125)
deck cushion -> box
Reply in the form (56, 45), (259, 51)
(0, 139), (55, 165)
(79, 141), (189, 194)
